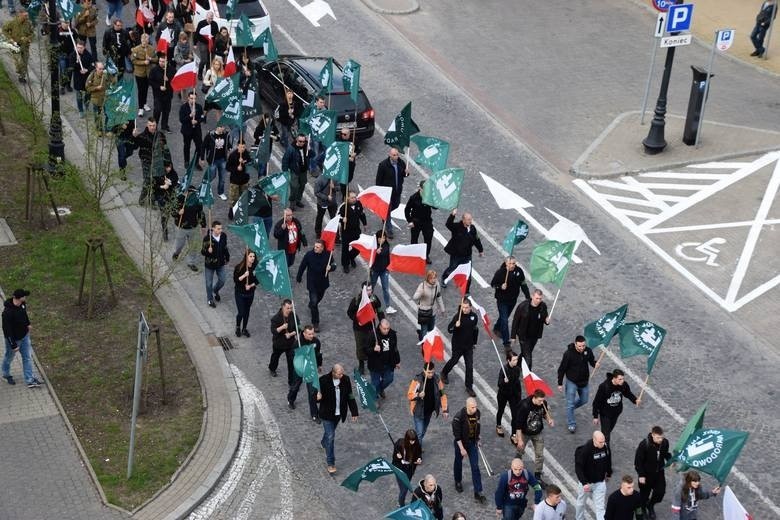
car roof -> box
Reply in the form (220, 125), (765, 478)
(280, 55), (355, 95)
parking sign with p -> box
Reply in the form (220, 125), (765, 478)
(667, 3), (694, 33)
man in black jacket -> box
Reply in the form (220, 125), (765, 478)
(69, 40), (95, 118)
(282, 133), (309, 209)
(201, 220), (230, 308)
(194, 11), (218, 79)
(375, 147), (408, 238)
(269, 299), (300, 391)
(338, 191), (367, 273)
(557, 335), (598, 433)
(172, 185), (206, 271)
(490, 256), (531, 349)
(203, 125), (233, 200)
(2, 289), (43, 387)
(316, 364), (358, 474)
(510, 289), (550, 370)
(451, 397), (486, 503)
(102, 18), (131, 74)
(179, 91), (205, 167)
(296, 240), (331, 331)
(337, 129), (360, 197)
(511, 390), (554, 484)
(364, 319), (400, 400)
(633, 426), (670, 519)
(405, 181), (434, 264)
(592, 369), (640, 445)
(133, 117), (172, 204)
(347, 282), (384, 374)
(440, 300), (479, 397)
(148, 54), (175, 132)
(575, 431), (612, 520)
(441, 209), (483, 286)
(750, 0), (777, 57)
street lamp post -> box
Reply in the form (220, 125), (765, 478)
(48, 0), (65, 168)
(641, 45), (676, 155)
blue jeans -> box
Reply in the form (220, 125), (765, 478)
(321, 419), (338, 465)
(370, 367), (394, 395)
(496, 300), (516, 345)
(209, 158), (227, 196)
(116, 139), (130, 169)
(453, 439), (482, 493)
(106, 0), (123, 20)
(751, 24), (768, 54)
(205, 265), (226, 302)
(3, 334), (36, 384)
(309, 140), (325, 172)
(565, 378), (589, 428)
(413, 414), (432, 445)
(502, 503), (527, 520)
(417, 314), (436, 342)
(370, 269), (391, 309)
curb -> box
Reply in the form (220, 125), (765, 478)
(359, 0), (419, 15)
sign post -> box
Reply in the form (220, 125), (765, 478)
(127, 312), (150, 479)
(641, 12), (667, 125)
(695, 29), (735, 147)
(763, 2), (778, 60)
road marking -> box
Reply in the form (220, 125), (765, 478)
(687, 162), (753, 169)
(639, 171), (730, 180)
(674, 238), (726, 267)
(282, 0), (336, 27)
(646, 219), (780, 234)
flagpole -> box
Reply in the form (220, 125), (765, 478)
(542, 401), (553, 423)
(177, 192), (190, 227)
(290, 300), (302, 348)
(548, 286), (562, 320)
(478, 445), (493, 477)
(637, 374), (650, 402)
(376, 412), (394, 446)
(589, 348), (608, 382)
(490, 338), (509, 382)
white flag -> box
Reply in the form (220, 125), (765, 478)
(723, 486), (751, 520)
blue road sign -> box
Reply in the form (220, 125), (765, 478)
(667, 3), (694, 33)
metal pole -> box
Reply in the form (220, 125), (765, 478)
(764, 2), (778, 60)
(642, 45), (677, 154)
(127, 313), (148, 479)
(695, 31), (719, 148)
(48, 0), (65, 168)
(641, 35), (660, 125)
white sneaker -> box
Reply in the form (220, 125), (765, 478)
(385, 306), (397, 314)
(105, 15), (111, 26)
(143, 104), (151, 112)
(137, 109), (144, 117)
(219, 193), (228, 200)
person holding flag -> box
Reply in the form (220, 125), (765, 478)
(227, 141), (251, 217)
(201, 220), (230, 308)
(495, 350), (522, 438)
(346, 282), (384, 375)
(148, 53), (175, 132)
(269, 299), (299, 383)
(510, 289), (550, 370)
(172, 185), (206, 271)
(592, 369), (640, 445)
(203, 123), (232, 200)
(133, 117), (172, 204)
(370, 230), (396, 314)
(277, 88), (302, 150)
(178, 91), (206, 168)
(101, 18), (131, 75)
(441, 299), (480, 398)
(337, 191), (367, 273)
(272, 208), (307, 268)
(155, 10), (181, 61)
(670, 471), (720, 520)
(406, 361), (448, 445)
(375, 147), (409, 238)
(412, 269), (445, 341)
(441, 209), (483, 288)
(195, 11), (217, 79)
(84, 61), (116, 134)
(316, 364), (359, 475)
(556, 335), (598, 434)
(337, 128), (361, 196)
(74, 0), (98, 57)
(405, 180), (435, 264)
(511, 390), (554, 486)
(152, 163), (178, 241)
(295, 240), (331, 332)
(282, 133), (310, 209)
(289, 324), (322, 420)
(253, 113), (279, 177)
(365, 319), (400, 400)
(490, 256), (531, 350)
(314, 175), (339, 239)
(232, 249), (258, 338)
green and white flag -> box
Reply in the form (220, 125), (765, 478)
(672, 428), (749, 483)
(256, 250), (292, 298)
(177, 155), (198, 197)
(341, 457), (412, 492)
(352, 368), (378, 413)
(218, 95), (244, 129)
(298, 98), (317, 135)
(235, 13), (254, 47)
(670, 402), (708, 468)
(293, 344), (320, 391)
(385, 500), (435, 520)
(421, 168), (464, 211)
(57, 0), (81, 21)
(206, 74), (240, 108)
(104, 76), (137, 129)
(321, 141), (350, 184)
(259, 171), (291, 207)
(252, 122), (273, 169)
(502, 219), (529, 256)
(583, 304), (628, 349)
(341, 59), (361, 103)
(225, 0), (237, 20)
(241, 76), (262, 120)
(309, 109), (337, 146)
(319, 57), (334, 94)
(384, 102), (420, 151)
(410, 135), (449, 172)
(618, 321), (666, 375)
(227, 222), (270, 256)
(231, 186), (269, 226)
(198, 169), (214, 208)
(253, 28), (278, 60)
(529, 240), (575, 286)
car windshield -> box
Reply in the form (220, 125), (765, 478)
(214, 0), (267, 19)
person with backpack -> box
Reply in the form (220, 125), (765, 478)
(575, 431), (612, 520)
(494, 458), (543, 520)
(511, 390), (554, 486)
(634, 426), (671, 519)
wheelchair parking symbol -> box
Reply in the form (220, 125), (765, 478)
(675, 238), (726, 267)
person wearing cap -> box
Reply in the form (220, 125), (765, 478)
(2, 289), (43, 388)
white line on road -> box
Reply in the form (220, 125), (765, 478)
(644, 219), (780, 234)
(638, 171), (729, 180)
(686, 162), (753, 169)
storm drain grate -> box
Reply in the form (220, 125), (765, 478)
(217, 336), (235, 351)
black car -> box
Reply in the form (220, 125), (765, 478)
(253, 55), (375, 141)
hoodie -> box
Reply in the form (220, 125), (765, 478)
(557, 343), (596, 387)
(412, 479), (443, 519)
(2, 298), (30, 343)
(494, 468), (543, 509)
(575, 439), (612, 485)
(634, 433), (671, 479)
(592, 373), (637, 420)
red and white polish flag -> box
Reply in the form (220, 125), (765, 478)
(388, 243), (426, 276)
(171, 61), (198, 92)
(320, 215), (340, 252)
(444, 261), (471, 296)
(418, 327), (445, 362)
(356, 185), (392, 220)
(521, 358), (554, 396)
(349, 233), (377, 263)
(356, 285), (377, 326)
(223, 46), (237, 76)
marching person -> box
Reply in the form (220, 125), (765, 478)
(392, 429), (422, 507)
(406, 361), (448, 445)
(365, 318), (400, 400)
(412, 269), (445, 341)
(375, 147), (408, 238)
(440, 299), (479, 398)
(575, 431), (612, 520)
(131, 32), (155, 117)
(533, 484), (567, 520)
(634, 426), (671, 519)
(557, 335), (598, 434)
(592, 369), (640, 445)
(70, 39), (95, 119)
(511, 390), (554, 485)
(152, 164), (178, 241)
(253, 113), (279, 178)
(74, 0), (98, 57)
(605, 475), (644, 520)
(346, 282), (384, 375)
(452, 397), (486, 504)
(148, 54), (175, 133)
(233, 250), (258, 338)
(495, 350), (522, 438)
(287, 324), (322, 420)
(338, 191), (367, 273)
(337, 128), (360, 197)
(314, 175), (338, 238)
(413, 474), (444, 520)
(670, 470), (720, 520)
(133, 117), (172, 204)
(273, 207), (308, 268)
(295, 240), (331, 332)
(194, 11), (218, 79)
(316, 364), (359, 475)
(201, 220), (230, 308)
(510, 289), (550, 370)
(405, 180), (434, 264)
(441, 209), (483, 287)
(179, 90), (205, 167)
(203, 124), (233, 201)
(2, 289), (44, 388)
(227, 141), (251, 218)
(84, 61), (115, 134)
(490, 256), (531, 350)
(283, 133), (309, 209)
(172, 185), (206, 272)
(269, 299), (300, 400)
(370, 230), (395, 314)
(494, 458), (543, 520)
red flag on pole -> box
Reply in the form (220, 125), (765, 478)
(444, 261), (471, 297)
(356, 185), (392, 220)
(521, 358), (554, 396)
(223, 46), (237, 75)
(356, 285), (377, 326)
(349, 234), (377, 263)
(320, 215), (340, 252)
(388, 243), (426, 276)
(198, 23), (215, 53)
(419, 328), (445, 362)
(467, 295), (492, 335)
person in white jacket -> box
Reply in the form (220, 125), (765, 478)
(534, 484), (568, 520)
